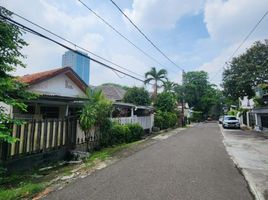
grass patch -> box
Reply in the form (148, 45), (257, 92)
(0, 140), (145, 199)
(85, 141), (142, 166)
(0, 182), (45, 200)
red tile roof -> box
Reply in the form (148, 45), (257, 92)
(18, 67), (64, 84)
(18, 67), (88, 92)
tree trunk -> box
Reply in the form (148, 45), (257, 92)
(153, 80), (158, 104)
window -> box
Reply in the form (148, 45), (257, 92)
(40, 106), (59, 119)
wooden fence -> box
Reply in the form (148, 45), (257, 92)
(0, 117), (77, 161)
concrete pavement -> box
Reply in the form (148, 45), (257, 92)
(44, 123), (252, 200)
(221, 125), (268, 200)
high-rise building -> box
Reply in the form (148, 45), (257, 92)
(62, 50), (90, 84)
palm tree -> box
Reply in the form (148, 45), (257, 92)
(144, 67), (167, 98)
(163, 81), (178, 93)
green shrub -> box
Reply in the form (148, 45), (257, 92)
(227, 109), (239, 116)
(189, 111), (203, 122)
(110, 124), (130, 145)
(166, 112), (177, 127)
(99, 119), (113, 147)
(154, 111), (178, 130)
(154, 112), (164, 129)
(126, 123), (144, 142)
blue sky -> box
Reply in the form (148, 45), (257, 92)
(2, 0), (268, 88)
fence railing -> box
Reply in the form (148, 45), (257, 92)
(111, 115), (154, 130)
(0, 115), (154, 163)
(0, 117), (77, 161)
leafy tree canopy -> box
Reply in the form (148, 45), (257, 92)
(123, 87), (151, 106)
(182, 71), (223, 117)
(155, 92), (177, 112)
(222, 40), (268, 100)
(0, 7), (36, 143)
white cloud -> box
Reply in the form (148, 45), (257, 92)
(125, 0), (204, 30)
(79, 33), (104, 52)
(204, 0), (268, 43)
(198, 0), (268, 85)
(15, 36), (64, 76)
(198, 39), (262, 85)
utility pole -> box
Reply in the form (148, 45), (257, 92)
(181, 70), (186, 126)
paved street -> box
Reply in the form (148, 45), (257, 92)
(221, 126), (268, 200)
(44, 123), (252, 200)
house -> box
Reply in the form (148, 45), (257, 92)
(15, 67), (88, 119)
(252, 84), (268, 131)
(111, 102), (154, 131)
(0, 67), (89, 170)
(97, 84), (154, 131)
(0, 67), (155, 170)
(238, 96), (255, 128)
(238, 84), (268, 131)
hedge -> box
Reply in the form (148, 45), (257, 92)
(126, 123), (144, 142)
(102, 122), (144, 146)
(154, 111), (178, 130)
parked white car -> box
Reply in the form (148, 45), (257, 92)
(222, 115), (240, 129)
(218, 116), (223, 124)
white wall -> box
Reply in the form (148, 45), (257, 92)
(239, 96), (254, 109)
(0, 102), (12, 116)
(28, 74), (86, 98)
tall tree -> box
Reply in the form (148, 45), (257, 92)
(222, 40), (268, 100)
(144, 67), (167, 100)
(0, 7), (35, 143)
(123, 87), (151, 106)
(182, 71), (222, 117)
(183, 71), (209, 110)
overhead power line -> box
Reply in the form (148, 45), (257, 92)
(228, 10), (268, 60)
(211, 9), (268, 82)
(10, 10), (144, 79)
(0, 13), (149, 84)
(109, 0), (184, 71)
(77, 0), (178, 73)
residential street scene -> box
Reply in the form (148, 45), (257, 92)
(44, 123), (253, 200)
(0, 0), (268, 200)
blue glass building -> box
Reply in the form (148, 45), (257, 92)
(62, 50), (90, 85)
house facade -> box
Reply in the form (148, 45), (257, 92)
(238, 85), (268, 131)
(14, 67), (87, 120)
(252, 85), (268, 131)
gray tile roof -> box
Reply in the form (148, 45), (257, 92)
(97, 85), (126, 101)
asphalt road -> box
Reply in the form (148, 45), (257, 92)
(44, 123), (253, 200)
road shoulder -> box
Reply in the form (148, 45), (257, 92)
(219, 125), (268, 200)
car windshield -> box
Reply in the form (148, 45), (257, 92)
(224, 117), (237, 120)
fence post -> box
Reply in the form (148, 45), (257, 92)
(0, 142), (8, 162)
(65, 117), (70, 147)
(29, 119), (36, 153)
